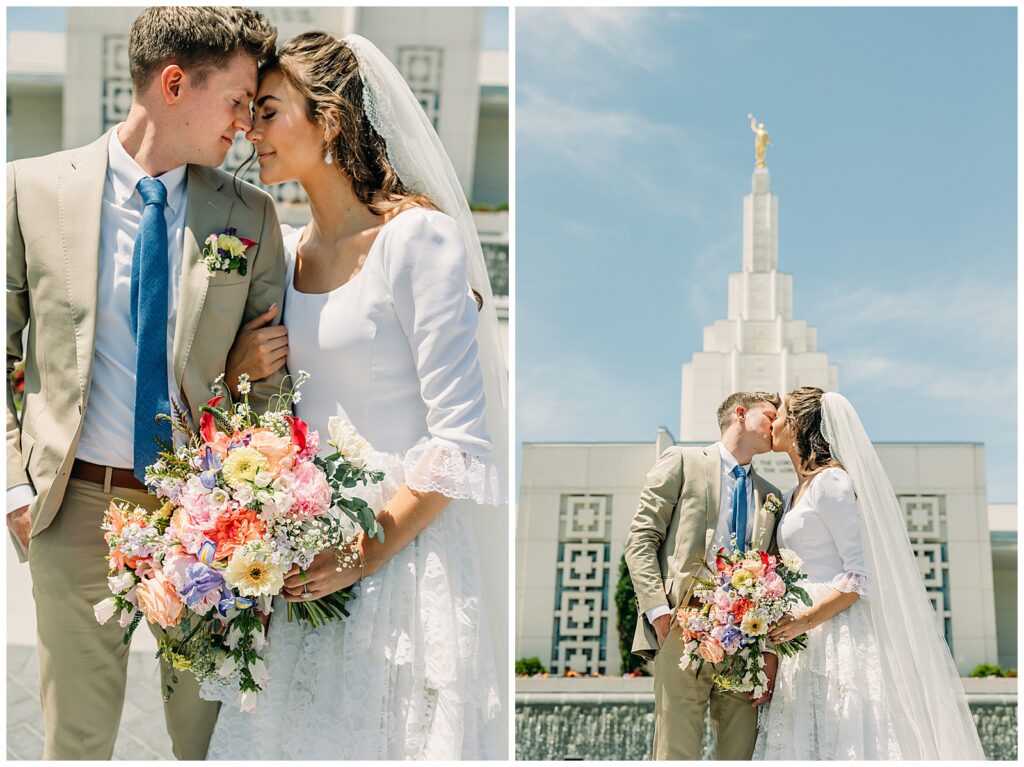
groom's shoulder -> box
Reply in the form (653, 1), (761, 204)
(9, 134), (107, 184)
(654, 443), (707, 469)
(191, 165), (275, 209)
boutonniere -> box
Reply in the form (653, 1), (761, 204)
(762, 493), (783, 516)
(202, 228), (256, 278)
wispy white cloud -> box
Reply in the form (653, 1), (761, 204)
(810, 275), (1015, 343)
(517, 87), (732, 222)
(517, 352), (663, 442)
(808, 271), (1015, 420)
(835, 350), (1015, 409)
(517, 7), (691, 76)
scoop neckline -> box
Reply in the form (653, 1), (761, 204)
(287, 208), (428, 297)
(786, 466), (839, 511)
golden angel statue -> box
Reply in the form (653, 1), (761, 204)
(747, 113), (771, 168)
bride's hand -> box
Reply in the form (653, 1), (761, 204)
(225, 304), (288, 396)
(281, 546), (361, 602)
(768, 612), (811, 643)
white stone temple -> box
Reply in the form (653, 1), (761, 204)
(516, 154), (1016, 680)
(680, 167), (837, 443)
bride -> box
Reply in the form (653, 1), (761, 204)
(753, 387), (984, 760)
(203, 32), (507, 759)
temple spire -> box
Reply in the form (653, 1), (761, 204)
(679, 131), (837, 441)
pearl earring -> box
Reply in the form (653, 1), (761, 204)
(325, 149), (333, 165)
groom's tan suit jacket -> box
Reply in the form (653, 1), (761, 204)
(6, 129), (287, 552)
(625, 444), (781, 659)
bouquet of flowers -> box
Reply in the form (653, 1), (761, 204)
(93, 372), (384, 711)
(677, 539), (811, 698)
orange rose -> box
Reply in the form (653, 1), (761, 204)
(136, 569), (184, 628)
(247, 429), (297, 474)
(208, 508), (265, 562)
(697, 636), (725, 663)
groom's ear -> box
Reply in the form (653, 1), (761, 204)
(159, 64), (187, 105)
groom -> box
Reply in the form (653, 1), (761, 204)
(6, 7), (285, 760)
(624, 391), (783, 760)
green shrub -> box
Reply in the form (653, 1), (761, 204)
(615, 555), (647, 675)
(516, 656), (546, 676)
(970, 663), (1006, 678)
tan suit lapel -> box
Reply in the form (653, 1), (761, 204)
(750, 476), (767, 548)
(172, 165), (233, 397)
(57, 132), (109, 400)
(702, 444), (722, 556)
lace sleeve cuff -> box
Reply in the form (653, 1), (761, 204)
(403, 438), (502, 506)
(830, 571), (868, 599)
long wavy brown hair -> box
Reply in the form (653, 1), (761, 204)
(261, 32), (436, 216)
(785, 387), (843, 474)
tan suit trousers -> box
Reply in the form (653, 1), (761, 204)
(652, 625), (758, 760)
(28, 478), (220, 760)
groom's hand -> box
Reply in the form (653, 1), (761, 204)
(7, 505), (31, 556)
(653, 614), (672, 647)
(750, 651), (778, 707)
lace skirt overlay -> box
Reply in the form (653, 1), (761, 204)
(204, 448), (499, 760)
(752, 581), (902, 761)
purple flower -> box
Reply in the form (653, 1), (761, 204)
(217, 586), (254, 617)
(712, 623), (744, 654)
(181, 563), (225, 609)
(199, 447), (221, 489)
(198, 538), (217, 566)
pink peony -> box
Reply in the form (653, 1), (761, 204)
(762, 571), (786, 598)
(287, 461), (333, 520)
(162, 548), (199, 592)
(170, 503), (216, 555)
(137, 569), (184, 628)
(714, 589), (734, 613)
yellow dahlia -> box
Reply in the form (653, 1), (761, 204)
(730, 568), (753, 590)
(221, 447), (269, 488)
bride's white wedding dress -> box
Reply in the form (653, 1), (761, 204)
(753, 392), (985, 760)
(205, 208), (501, 759)
(752, 468), (901, 759)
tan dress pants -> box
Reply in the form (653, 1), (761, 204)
(652, 624), (758, 760)
(28, 478), (221, 760)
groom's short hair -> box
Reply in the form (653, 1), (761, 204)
(716, 391), (781, 432)
(129, 7), (277, 94)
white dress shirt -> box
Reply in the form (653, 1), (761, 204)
(645, 442), (754, 625)
(7, 127), (187, 512)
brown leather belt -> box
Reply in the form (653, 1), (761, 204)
(71, 459), (148, 493)
(684, 596), (704, 609)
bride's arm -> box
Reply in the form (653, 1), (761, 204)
(769, 589), (859, 642)
(770, 469), (868, 641)
(285, 211), (500, 600)
(282, 486), (448, 599)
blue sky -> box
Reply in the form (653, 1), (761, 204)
(516, 7), (1017, 502)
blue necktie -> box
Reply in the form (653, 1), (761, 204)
(731, 464), (748, 551)
(130, 177), (171, 483)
